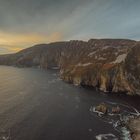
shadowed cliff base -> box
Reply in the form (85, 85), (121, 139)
(0, 38), (140, 96)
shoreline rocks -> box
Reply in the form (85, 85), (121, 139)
(92, 103), (140, 140)
(95, 103), (121, 115)
(112, 106), (121, 114)
(95, 103), (108, 114)
(127, 117), (140, 140)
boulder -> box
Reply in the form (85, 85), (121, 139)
(111, 106), (121, 114)
(95, 103), (108, 114)
(127, 117), (140, 140)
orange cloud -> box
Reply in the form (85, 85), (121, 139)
(0, 31), (62, 54)
(0, 45), (23, 53)
(9, 47), (22, 52)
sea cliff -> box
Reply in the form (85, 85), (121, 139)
(0, 39), (140, 95)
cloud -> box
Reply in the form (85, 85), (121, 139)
(0, 31), (62, 54)
(0, 31), (62, 45)
(0, 45), (22, 54)
(0, 0), (140, 54)
(0, 0), (90, 34)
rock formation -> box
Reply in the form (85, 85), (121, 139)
(127, 117), (140, 140)
(95, 103), (108, 114)
(0, 39), (140, 95)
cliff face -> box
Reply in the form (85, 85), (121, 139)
(0, 39), (139, 95)
(60, 39), (138, 95)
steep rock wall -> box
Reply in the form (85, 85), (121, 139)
(0, 39), (139, 95)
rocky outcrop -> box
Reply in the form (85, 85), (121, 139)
(95, 103), (121, 114)
(0, 39), (140, 95)
(95, 103), (108, 114)
(127, 117), (140, 140)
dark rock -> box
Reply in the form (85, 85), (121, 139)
(112, 106), (121, 114)
(127, 117), (140, 140)
(95, 103), (108, 114)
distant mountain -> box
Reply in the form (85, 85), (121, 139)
(0, 39), (140, 95)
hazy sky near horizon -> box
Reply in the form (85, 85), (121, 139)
(0, 0), (140, 54)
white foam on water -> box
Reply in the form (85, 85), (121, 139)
(0, 129), (11, 140)
(113, 120), (120, 128)
(121, 127), (132, 140)
(90, 107), (104, 116)
(108, 113), (121, 116)
(106, 101), (140, 116)
(95, 133), (118, 140)
(130, 107), (140, 116)
(89, 107), (110, 123)
(90, 101), (140, 140)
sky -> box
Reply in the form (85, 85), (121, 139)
(0, 0), (140, 54)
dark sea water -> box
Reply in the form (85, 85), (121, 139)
(0, 66), (139, 140)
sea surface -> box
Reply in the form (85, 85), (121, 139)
(0, 66), (139, 140)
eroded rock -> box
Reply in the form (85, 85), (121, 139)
(127, 117), (140, 140)
(112, 106), (121, 114)
(95, 103), (108, 114)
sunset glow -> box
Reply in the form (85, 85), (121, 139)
(0, 32), (62, 53)
(0, 0), (140, 54)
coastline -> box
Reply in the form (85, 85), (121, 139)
(90, 102), (140, 140)
(0, 65), (139, 140)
